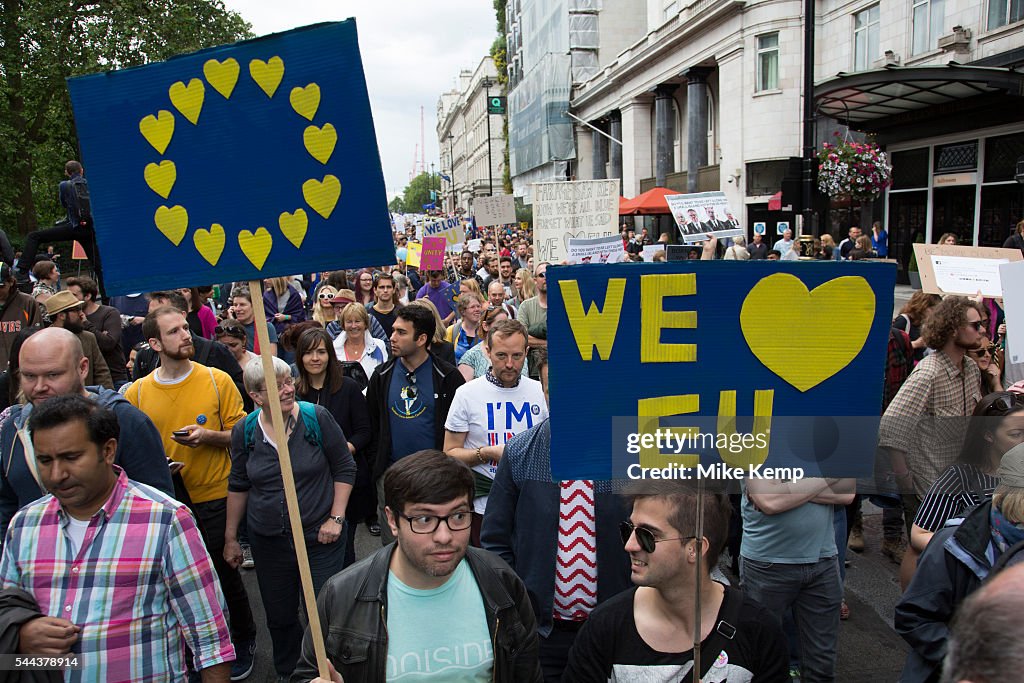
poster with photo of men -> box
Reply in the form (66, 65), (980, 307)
(665, 191), (743, 244)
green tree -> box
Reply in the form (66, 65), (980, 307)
(402, 172), (436, 212)
(0, 1), (251, 237)
(491, 0), (512, 194)
(388, 195), (404, 214)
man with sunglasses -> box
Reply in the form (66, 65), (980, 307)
(563, 482), (787, 682)
(880, 296), (985, 542)
(367, 305), (464, 545)
(296, 450), (542, 683)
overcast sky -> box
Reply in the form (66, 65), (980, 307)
(220, 0), (497, 200)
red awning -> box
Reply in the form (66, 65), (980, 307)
(620, 187), (678, 215)
(768, 191), (783, 211)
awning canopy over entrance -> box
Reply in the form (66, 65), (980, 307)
(814, 64), (1024, 129)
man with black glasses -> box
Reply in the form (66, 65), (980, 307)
(367, 305), (464, 545)
(563, 482), (787, 682)
(296, 450), (541, 683)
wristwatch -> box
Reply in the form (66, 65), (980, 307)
(329, 515), (345, 525)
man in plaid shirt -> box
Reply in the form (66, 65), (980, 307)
(0, 394), (235, 681)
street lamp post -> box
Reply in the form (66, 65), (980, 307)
(482, 77), (494, 197)
(430, 162), (435, 206)
(447, 133), (455, 212)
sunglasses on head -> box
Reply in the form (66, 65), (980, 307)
(983, 392), (1024, 416)
(619, 520), (695, 554)
(214, 325), (245, 340)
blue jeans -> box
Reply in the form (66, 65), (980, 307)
(741, 555), (842, 682)
(249, 525), (346, 676)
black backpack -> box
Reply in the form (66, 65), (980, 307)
(65, 176), (92, 227)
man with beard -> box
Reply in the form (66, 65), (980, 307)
(880, 296), (985, 560)
(66, 276), (128, 387)
(44, 290), (113, 389)
(296, 450), (541, 683)
(0, 327), (172, 538)
(126, 306), (256, 679)
(497, 256), (516, 299)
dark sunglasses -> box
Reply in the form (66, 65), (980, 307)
(405, 370), (418, 400)
(214, 325), (245, 340)
(969, 345), (996, 357)
(968, 321), (985, 331)
(318, 292), (335, 300)
(983, 392), (1024, 416)
(619, 520), (694, 554)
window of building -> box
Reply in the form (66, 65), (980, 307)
(756, 33), (779, 91)
(984, 132), (1024, 182)
(933, 141), (977, 173)
(912, 0), (945, 54)
(988, 0), (1024, 29)
(853, 5), (880, 71)
(664, 0), (678, 19)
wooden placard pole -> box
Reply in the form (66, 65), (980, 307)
(693, 477), (705, 683)
(249, 280), (330, 679)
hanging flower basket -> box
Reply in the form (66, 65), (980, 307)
(817, 136), (893, 202)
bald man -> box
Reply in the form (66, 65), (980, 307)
(0, 328), (172, 538)
(942, 563), (1024, 683)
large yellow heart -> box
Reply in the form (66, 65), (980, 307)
(303, 124), (336, 164)
(154, 205), (188, 246)
(139, 110), (175, 154)
(144, 160), (176, 199)
(168, 79), (205, 125)
(238, 227), (273, 269)
(203, 58), (239, 99)
(290, 84), (321, 121)
(302, 175), (341, 219)
(279, 209), (308, 249)
(249, 56), (285, 98)
(193, 224), (226, 265)
(740, 273), (875, 392)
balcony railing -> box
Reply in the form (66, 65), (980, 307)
(640, 165), (721, 194)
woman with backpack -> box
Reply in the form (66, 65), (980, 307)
(294, 327), (375, 561)
(223, 355), (355, 681)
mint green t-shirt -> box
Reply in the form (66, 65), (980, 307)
(386, 559), (493, 681)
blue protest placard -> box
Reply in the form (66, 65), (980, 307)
(546, 261), (896, 481)
(67, 20), (394, 295)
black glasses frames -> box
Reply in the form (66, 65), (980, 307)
(401, 511), (472, 534)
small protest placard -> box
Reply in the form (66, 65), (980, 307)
(532, 179), (619, 264)
(642, 244), (662, 262)
(406, 242), (422, 268)
(665, 191), (742, 244)
(474, 194), (517, 227)
(913, 243), (1023, 297)
(423, 215), (466, 247)
(566, 235), (625, 264)
(467, 238), (482, 253)
(421, 236), (446, 270)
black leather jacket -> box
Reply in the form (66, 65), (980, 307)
(291, 544), (542, 682)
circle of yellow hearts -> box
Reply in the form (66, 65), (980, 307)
(137, 54), (343, 270)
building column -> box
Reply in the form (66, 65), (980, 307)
(608, 111), (623, 193)
(684, 67), (712, 193)
(654, 84), (677, 188)
(592, 122), (608, 180)
(575, 123), (594, 180)
(620, 97), (652, 197)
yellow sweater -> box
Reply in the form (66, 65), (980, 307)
(126, 362), (245, 503)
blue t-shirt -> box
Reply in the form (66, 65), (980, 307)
(389, 359), (436, 462)
(386, 560), (492, 681)
(871, 229), (888, 257)
(242, 320), (278, 352)
(739, 483), (837, 564)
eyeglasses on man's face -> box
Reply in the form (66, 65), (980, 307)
(400, 510), (472, 534)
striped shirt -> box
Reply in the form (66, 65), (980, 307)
(0, 468), (235, 681)
(914, 463), (997, 532)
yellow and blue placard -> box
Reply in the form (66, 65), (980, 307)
(547, 261), (896, 481)
(67, 20), (394, 295)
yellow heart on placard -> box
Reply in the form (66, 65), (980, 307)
(249, 56), (285, 98)
(238, 227), (273, 269)
(290, 84), (321, 121)
(143, 160), (176, 199)
(154, 205), (188, 246)
(193, 224), (226, 265)
(740, 273), (875, 392)
(168, 79), (205, 125)
(303, 124), (336, 164)
(302, 175), (341, 219)
(279, 209), (308, 249)
(139, 110), (175, 154)
(203, 58), (240, 99)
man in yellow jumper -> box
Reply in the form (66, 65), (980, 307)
(127, 305), (257, 679)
